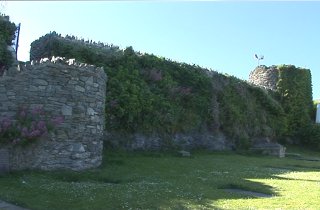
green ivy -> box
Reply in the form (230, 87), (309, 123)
(30, 32), (213, 135)
(30, 32), (300, 148)
(296, 124), (320, 149)
(276, 65), (313, 137)
(218, 76), (287, 145)
(0, 14), (17, 72)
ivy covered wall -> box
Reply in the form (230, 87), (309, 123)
(31, 34), (218, 135)
(30, 32), (289, 149)
(250, 64), (319, 147)
(276, 65), (313, 136)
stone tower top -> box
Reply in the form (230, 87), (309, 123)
(249, 65), (279, 91)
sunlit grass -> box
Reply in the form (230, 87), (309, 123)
(214, 171), (320, 209)
(0, 147), (319, 210)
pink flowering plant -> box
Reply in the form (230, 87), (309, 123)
(0, 106), (64, 146)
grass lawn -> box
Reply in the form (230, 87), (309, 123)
(0, 146), (319, 210)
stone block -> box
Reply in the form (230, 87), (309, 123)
(85, 76), (94, 85)
(61, 105), (72, 116)
(75, 85), (85, 92)
(87, 107), (97, 116)
(70, 143), (85, 152)
(71, 152), (91, 159)
(250, 143), (286, 158)
(178, 150), (191, 157)
(33, 79), (48, 85)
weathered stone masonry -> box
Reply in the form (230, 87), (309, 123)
(249, 65), (279, 91)
(0, 58), (107, 171)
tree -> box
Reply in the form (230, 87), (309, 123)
(0, 14), (16, 75)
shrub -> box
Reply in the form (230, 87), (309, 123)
(0, 14), (17, 74)
(276, 65), (313, 136)
(0, 106), (64, 146)
(296, 124), (320, 149)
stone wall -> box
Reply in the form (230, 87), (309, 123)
(0, 57), (107, 171)
(249, 65), (279, 91)
(105, 132), (231, 151)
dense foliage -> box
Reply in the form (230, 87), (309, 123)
(31, 33), (213, 135)
(30, 32), (289, 147)
(0, 14), (16, 74)
(105, 50), (213, 134)
(296, 123), (320, 148)
(216, 75), (287, 148)
(276, 65), (314, 139)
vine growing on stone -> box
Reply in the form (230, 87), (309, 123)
(0, 106), (64, 146)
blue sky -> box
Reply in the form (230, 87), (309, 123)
(2, 1), (320, 99)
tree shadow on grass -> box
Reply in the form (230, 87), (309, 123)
(148, 154), (320, 209)
(1, 151), (320, 210)
(162, 179), (278, 209)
